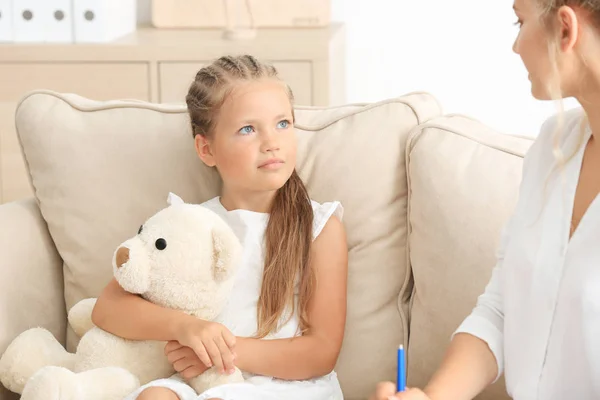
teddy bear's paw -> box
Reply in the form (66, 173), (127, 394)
(187, 367), (244, 394)
(21, 365), (140, 400)
(68, 298), (97, 338)
(224, 367), (244, 384)
(21, 366), (79, 400)
(78, 367), (141, 400)
(0, 328), (75, 394)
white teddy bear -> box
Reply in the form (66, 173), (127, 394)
(0, 193), (244, 399)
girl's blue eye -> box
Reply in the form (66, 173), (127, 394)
(277, 120), (290, 129)
(239, 126), (254, 135)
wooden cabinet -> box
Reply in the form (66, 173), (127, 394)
(0, 24), (345, 204)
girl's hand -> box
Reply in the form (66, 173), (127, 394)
(165, 341), (210, 379)
(370, 382), (432, 400)
(174, 316), (237, 374)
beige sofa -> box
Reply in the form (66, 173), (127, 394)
(0, 91), (533, 400)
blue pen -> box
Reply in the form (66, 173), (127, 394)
(397, 344), (406, 392)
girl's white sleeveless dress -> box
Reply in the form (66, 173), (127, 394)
(125, 196), (345, 400)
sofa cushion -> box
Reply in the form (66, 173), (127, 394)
(15, 90), (441, 399)
(405, 115), (533, 400)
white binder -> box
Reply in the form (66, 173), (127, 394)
(12, 0), (45, 42)
(73, 0), (136, 43)
(0, 0), (13, 42)
(45, 0), (73, 43)
(13, 0), (73, 43)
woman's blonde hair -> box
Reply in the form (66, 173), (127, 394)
(536, 0), (599, 164)
(186, 55), (315, 338)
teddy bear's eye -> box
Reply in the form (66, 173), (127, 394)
(138, 225), (143, 235)
(155, 238), (167, 250)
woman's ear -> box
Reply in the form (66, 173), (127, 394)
(557, 5), (579, 52)
(194, 134), (216, 167)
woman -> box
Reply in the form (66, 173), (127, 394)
(372, 0), (600, 399)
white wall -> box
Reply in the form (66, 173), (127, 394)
(138, 0), (576, 136)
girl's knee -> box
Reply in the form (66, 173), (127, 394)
(136, 387), (181, 400)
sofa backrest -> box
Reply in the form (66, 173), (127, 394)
(405, 114), (533, 400)
(14, 90), (441, 399)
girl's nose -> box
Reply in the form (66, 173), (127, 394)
(261, 131), (280, 152)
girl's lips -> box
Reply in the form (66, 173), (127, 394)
(258, 159), (284, 168)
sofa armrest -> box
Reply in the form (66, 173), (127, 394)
(0, 198), (66, 399)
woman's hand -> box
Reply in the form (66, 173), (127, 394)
(174, 316), (237, 375)
(369, 382), (432, 400)
(395, 388), (431, 400)
(165, 341), (210, 379)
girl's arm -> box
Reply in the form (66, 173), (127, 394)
(233, 215), (348, 380)
(91, 278), (237, 374)
(91, 278), (185, 341)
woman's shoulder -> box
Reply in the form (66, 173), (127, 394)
(524, 108), (588, 167)
(535, 108), (587, 150)
(310, 199), (344, 240)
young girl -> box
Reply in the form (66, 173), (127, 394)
(91, 55), (348, 400)
(373, 1), (600, 399)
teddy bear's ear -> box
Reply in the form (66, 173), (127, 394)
(211, 225), (241, 282)
(167, 192), (185, 206)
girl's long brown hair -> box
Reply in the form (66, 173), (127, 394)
(186, 55), (314, 338)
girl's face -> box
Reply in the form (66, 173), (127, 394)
(195, 79), (297, 196)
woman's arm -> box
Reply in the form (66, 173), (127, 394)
(420, 333), (499, 400)
(418, 237), (508, 399)
(92, 278), (237, 373)
(372, 258), (505, 400)
(371, 334), (497, 400)
(373, 211), (512, 400)
(234, 216), (348, 380)
(375, 115), (555, 400)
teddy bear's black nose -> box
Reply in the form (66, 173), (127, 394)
(115, 247), (130, 268)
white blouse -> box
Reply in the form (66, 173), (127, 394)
(455, 108), (600, 400)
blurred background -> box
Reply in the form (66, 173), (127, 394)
(136, 0), (576, 137)
(0, 0), (580, 204)
(1, 0), (579, 136)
